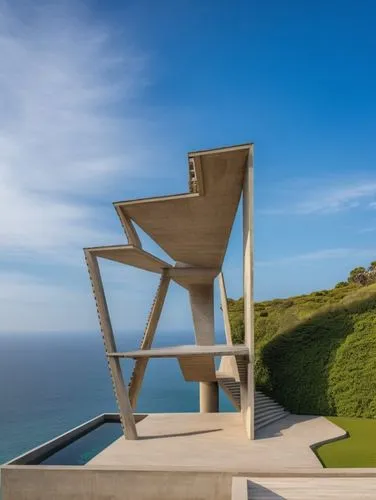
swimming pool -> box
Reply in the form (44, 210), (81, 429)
(5, 414), (139, 466)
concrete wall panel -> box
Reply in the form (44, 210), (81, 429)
(1, 467), (233, 500)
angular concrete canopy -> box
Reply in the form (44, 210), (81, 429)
(114, 144), (251, 268)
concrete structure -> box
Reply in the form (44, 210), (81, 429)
(84, 144), (257, 440)
(4, 143), (372, 499)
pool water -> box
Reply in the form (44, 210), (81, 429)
(40, 422), (123, 466)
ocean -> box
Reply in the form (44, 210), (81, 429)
(0, 330), (232, 464)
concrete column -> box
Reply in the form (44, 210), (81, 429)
(200, 382), (219, 413)
(188, 283), (218, 413)
(189, 284), (215, 345)
(242, 145), (255, 439)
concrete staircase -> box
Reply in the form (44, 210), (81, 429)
(253, 391), (289, 430)
(217, 372), (289, 431)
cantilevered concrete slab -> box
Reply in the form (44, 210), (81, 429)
(107, 344), (249, 359)
(85, 245), (171, 273)
(88, 413), (346, 470)
(114, 145), (250, 268)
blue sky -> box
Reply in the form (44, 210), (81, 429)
(1, 0), (376, 333)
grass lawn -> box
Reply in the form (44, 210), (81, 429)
(315, 417), (376, 467)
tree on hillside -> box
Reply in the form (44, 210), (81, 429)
(368, 261), (376, 280)
(348, 267), (368, 285)
(348, 262), (376, 286)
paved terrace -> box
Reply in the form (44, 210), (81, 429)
(88, 412), (345, 471)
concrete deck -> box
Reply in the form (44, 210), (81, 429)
(88, 412), (346, 471)
(108, 344), (249, 358)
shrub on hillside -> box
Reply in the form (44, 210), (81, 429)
(335, 281), (348, 288)
(227, 278), (376, 418)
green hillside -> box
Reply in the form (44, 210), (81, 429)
(228, 273), (376, 418)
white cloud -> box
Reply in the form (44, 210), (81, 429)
(0, 1), (156, 260)
(257, 248), (376, 267)
(369, 201), (376, 209)
(261, 180), (376, 215)
(0, 2), (172, 333)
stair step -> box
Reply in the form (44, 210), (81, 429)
(255, 396), (273, 403)
(222, 382), (239, 389)
(221, 388), (239, 394)
(255, 400), (281, 411)
(255, 411), (289, 430)
(255, 407), (286, 421)
(255, 403), (282, 415)
(255, 396), (278, 405)
(255, 398), (280, 407)
(218, 381), (288, 420)
(255, 392), (273, 400)
(219, 381), (239, 389)
(255, 399), (281, 408)
(219, 385), (240, 395)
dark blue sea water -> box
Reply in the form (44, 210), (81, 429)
(0, 331), (232, 464)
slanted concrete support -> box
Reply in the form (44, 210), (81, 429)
(85, 250), (138, 440)
(129, 271), (170, 408)
(188, 283), (218, 412)
(218, 272), (240, 381)
(115, 206), (142, 248)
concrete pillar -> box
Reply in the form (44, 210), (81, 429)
(188, 284), (215, 345)
(242, 145), (255, 439)
(200, 382), (219, 413)
(188, 283), (218, 413)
